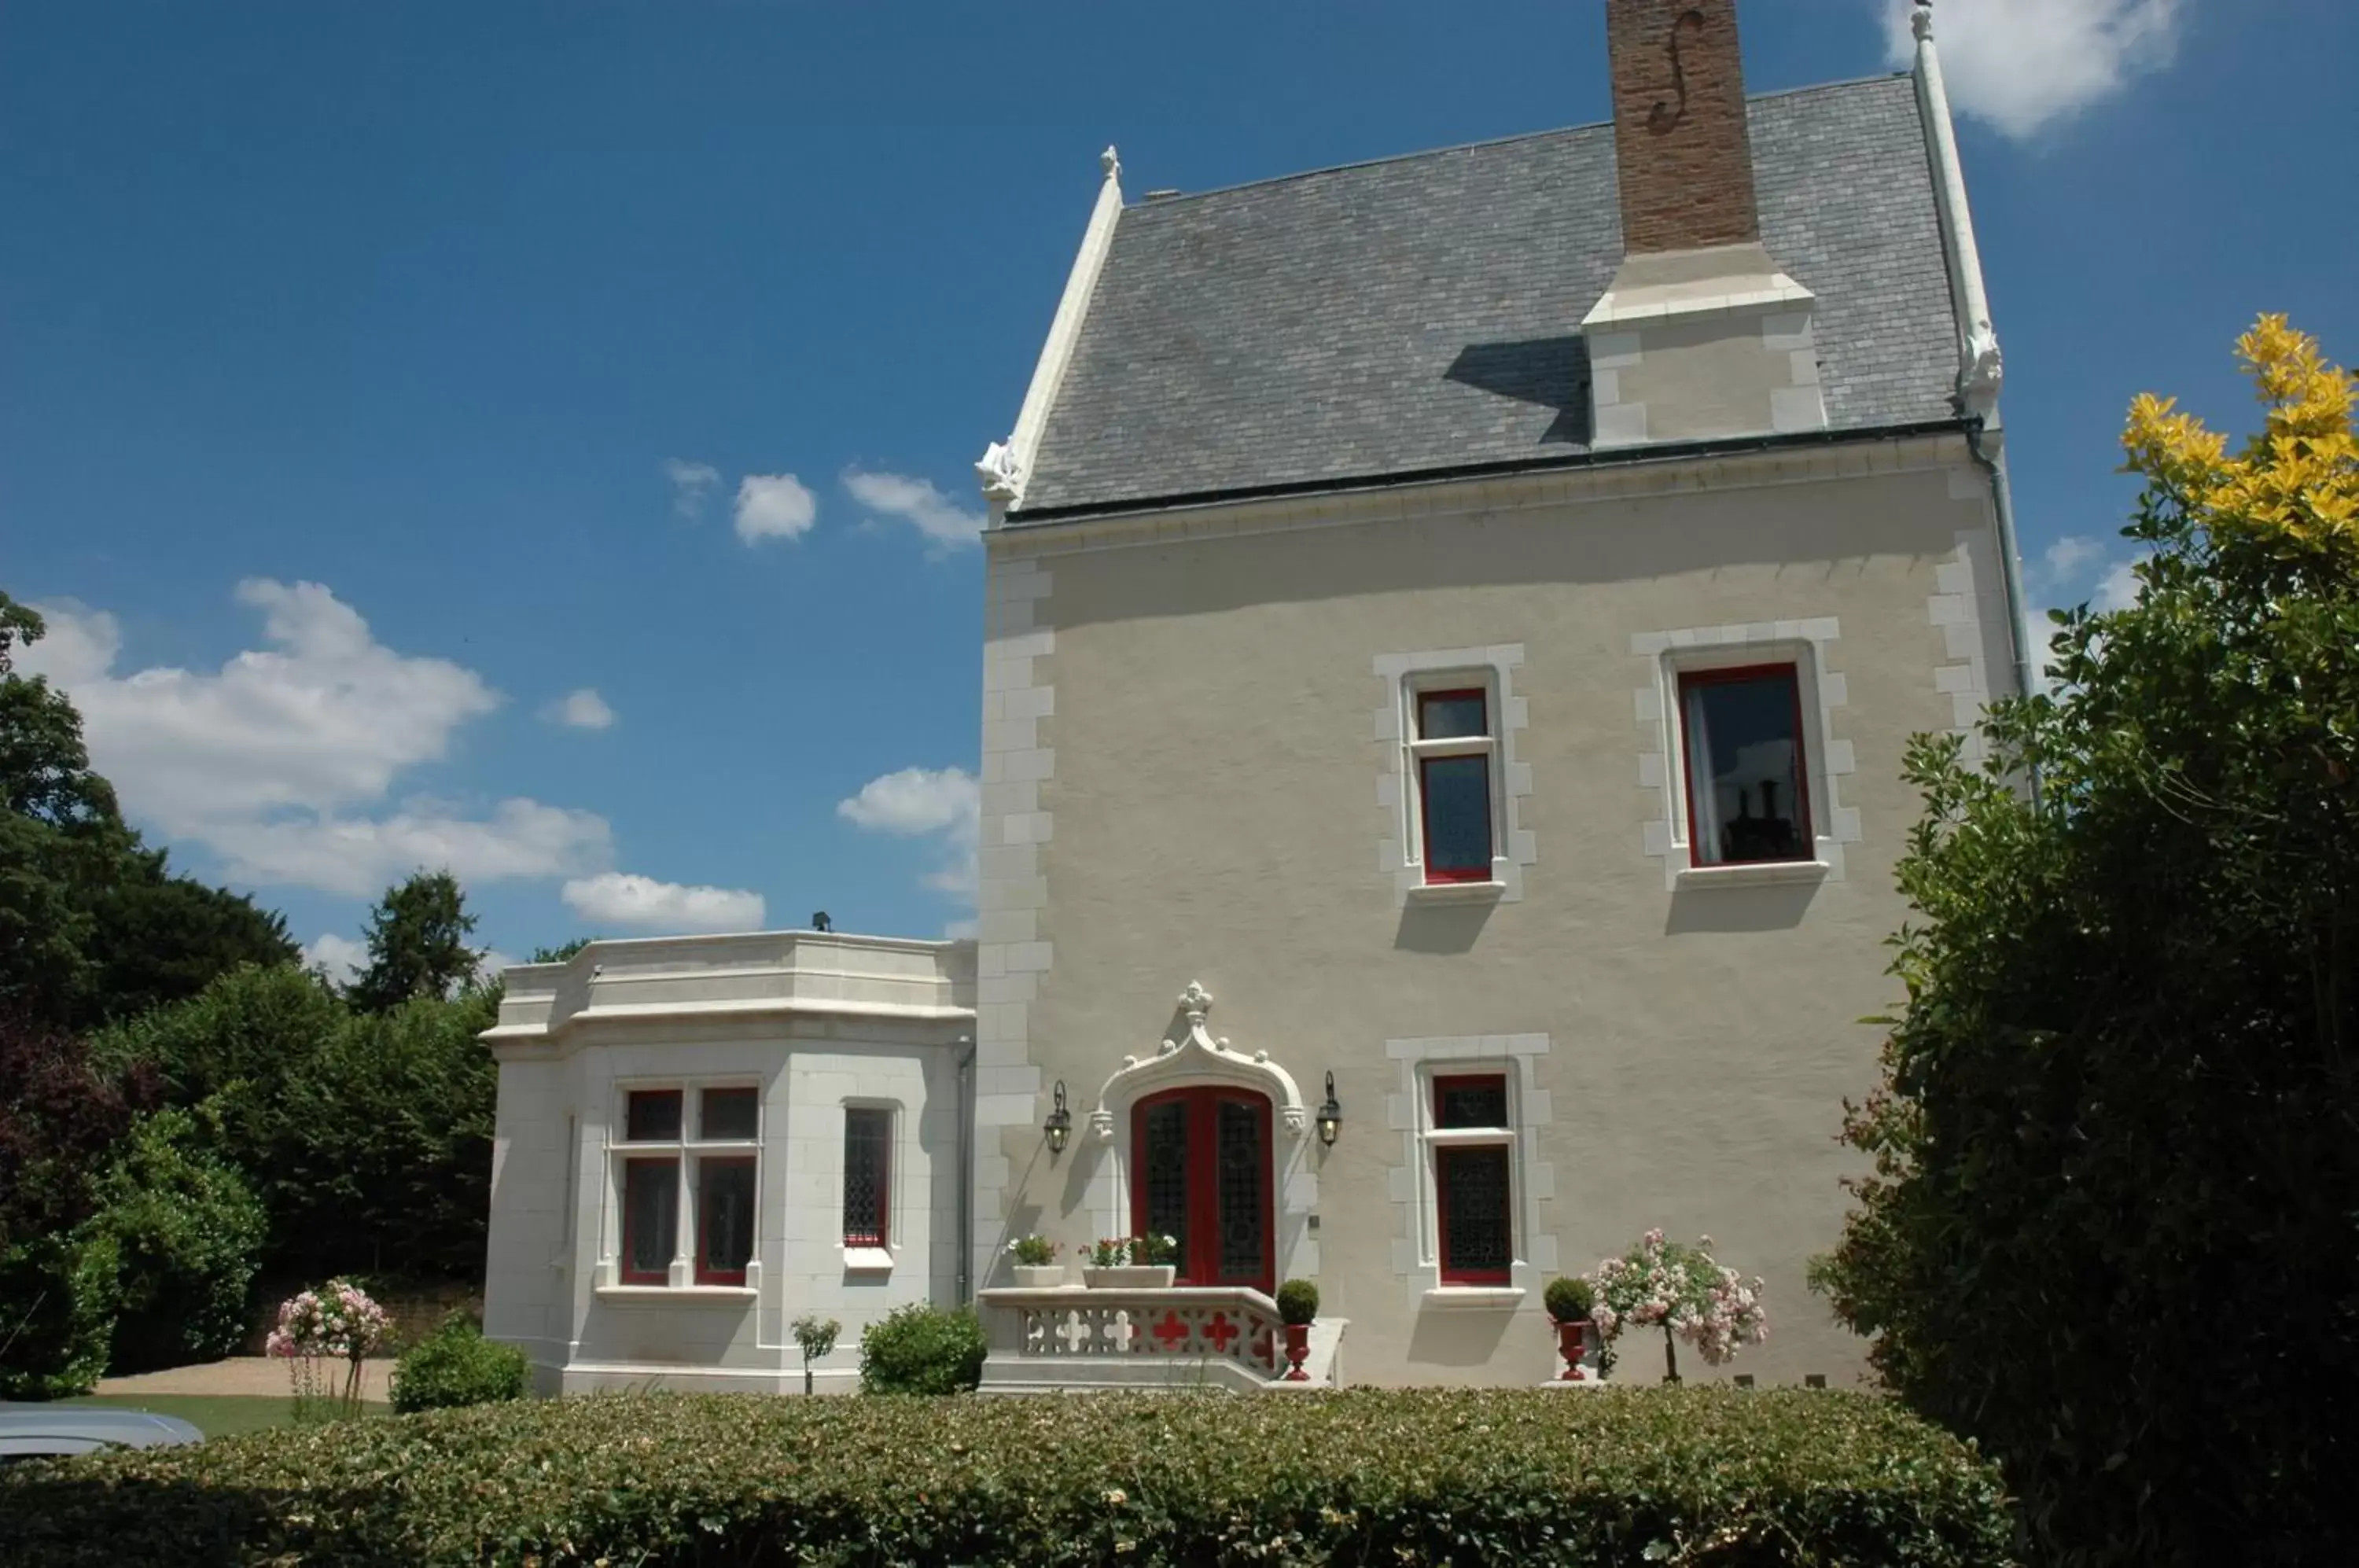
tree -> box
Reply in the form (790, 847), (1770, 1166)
(83, 1106), (267, 1373)
(347, 871), (480, 1014)
(0, 1011), (153, 1397)
(76, 848), (300, 1029)
(1813, 318), (2359, 1566)
(528, 937), (595, 964)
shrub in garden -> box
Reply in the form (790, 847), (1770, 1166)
(83, 1107), (267, 1373)
(1814, 318), (2359, 1564)
(266, 1279), (390, 1419)
(858, 1303), (985, 1395)
(388, 1315), (528, 1414)
(1275, 1278), (1318, 1325)
(0, 1387), (2016, 1566)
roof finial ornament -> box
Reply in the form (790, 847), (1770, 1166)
(1178, 980), (1213, 1025)
(1100, 145), (1121, 182)
(1912, 2), (1934, 43)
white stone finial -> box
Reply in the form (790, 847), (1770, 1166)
(1178, 980), (1213, 1021)
(1100, 145), (1121, 182)
(1912, 3), (1934, 43)
(975, 439), (1023, 502)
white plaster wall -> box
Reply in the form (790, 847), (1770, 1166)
(482, 1058), (568, 1386)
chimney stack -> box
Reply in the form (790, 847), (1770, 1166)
(1605, 0), (1759, 255)
(1582, 0), (1827, 449)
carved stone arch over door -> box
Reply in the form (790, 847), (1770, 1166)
(1087, 982), (1319, 1294)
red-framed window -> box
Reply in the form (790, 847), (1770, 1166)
(842, 1107), (892, 1248)
(616, 1085), (759, 1288)
(1677, 663), (1813, 867)
(1432, 1073), (1513, 1286)
(1413, 686), (1496, 884)
(1130, 1086), (1275, 1292)
(695, 1156), (756, 1285)
(620, 1156), (678, 1285)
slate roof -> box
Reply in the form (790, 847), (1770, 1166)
(1012, 74), (1963, 521)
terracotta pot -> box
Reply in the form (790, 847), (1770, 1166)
(1081, 1264), (1176, 1289)
(1555, 1317), (1592, 1381)
(1012, 1264), (1067, 1289)
(1282, 1321), (1312, 1382)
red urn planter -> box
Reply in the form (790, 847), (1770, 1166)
(1555, 1317), (1592, 1381)
(1281, 1322), (1312, 1382)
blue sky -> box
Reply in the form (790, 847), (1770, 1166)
(5, 1), (2352, 977)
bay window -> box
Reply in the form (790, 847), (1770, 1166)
(613, 1084), (760, 1289)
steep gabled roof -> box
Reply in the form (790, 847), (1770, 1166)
(1011, 75), (1960, 521)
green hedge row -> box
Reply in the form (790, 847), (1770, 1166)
(0, 1387), (2014, 1566)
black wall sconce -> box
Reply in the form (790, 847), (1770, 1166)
(1044, 1080), (1072, 1154)
(1316, 1071), (1342, 1147)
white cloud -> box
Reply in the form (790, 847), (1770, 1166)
(665, 458), (720, 521)
(837, 767), (979, 836)
(838, 766), (980, 911)
(2041, 535), (2104, 586)
(20, 582), (615, 896)
(2094, 558), (2143, 612)
(561, 871), (766, 933)
(734, 473), (817, 545)
(301, 932), (366, 985)
(543, 687), (616, 730)
(475, 948), (519, 985)
(943, 918), (977, 941)
(842, 469), (984, 549)
(1885, 0), (2183, 141)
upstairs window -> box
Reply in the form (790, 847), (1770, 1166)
(1411, 686), (1496, 885)
(1430, 1073), (1514, 1286)
(842, 1106), (892, 1249)
(1679, 664), (1812, 867)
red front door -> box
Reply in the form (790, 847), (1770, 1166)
(1131, 1087), (1275, 1292)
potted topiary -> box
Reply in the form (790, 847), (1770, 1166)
(1544, 1275), (1596, 1381)
(1081, 1235), (1177, 1289)
(1005, 1235), (1067, 1288)
(1274, 1278), (1318, 1382)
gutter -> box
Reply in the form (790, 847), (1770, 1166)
(954, 1034), (976, 1305)
(1004, 418), (1974, 530)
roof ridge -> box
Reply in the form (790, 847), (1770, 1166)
(1123, 72), (1912, 209)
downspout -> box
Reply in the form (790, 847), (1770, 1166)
(954, 1033), (975, 1305)
(1914, 2), (2037, 705)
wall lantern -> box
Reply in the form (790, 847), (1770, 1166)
(1316, 1072), (1343, 1147)
(1044, 1080), (1072, 1154)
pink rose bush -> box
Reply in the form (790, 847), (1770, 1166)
(1588, 1229), (1768, 1382)
(267, 1278), (390, 1418)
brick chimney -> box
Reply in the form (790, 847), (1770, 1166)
(1583, 0), (1827, 448)
(1605, 0), (1759, 254)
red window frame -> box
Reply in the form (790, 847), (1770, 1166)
(1432, 1073), (1513, 1287)
(694, 1154), (757, 1286)
(619, 1156), (678, 1286)
(1415, 686), (1495, 885)
(842, 1107), (892, 1249)
(1676, 662), (1814, 868)
(1129, 1086), (1275, 1293)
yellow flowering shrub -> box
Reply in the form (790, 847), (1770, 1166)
(2123, 314), (2359, 553)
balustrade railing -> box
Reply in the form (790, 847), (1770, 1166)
(979, 1286), (1287, 1388)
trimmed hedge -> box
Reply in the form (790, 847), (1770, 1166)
(0, 1388), (2015, 1566)
(388, 1316), (529, 1414)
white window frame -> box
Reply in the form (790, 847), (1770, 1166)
(1633, 621), (1860, 891)
(839, 1099), (899, 1273)
(1374, 645), (1536, 906)
(1382, 1033), (1557, 1311)
(602, 1079), (762, 1296)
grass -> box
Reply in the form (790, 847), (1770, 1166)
(59, 1394), (386, 1439)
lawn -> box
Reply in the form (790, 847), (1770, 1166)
(60, 1394), (386, 1438)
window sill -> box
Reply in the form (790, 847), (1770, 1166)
(1421, 1286), (1526, 1312)
(594, 1284), (756, 1302)
(842, 1246), (895, 1273)
(1675, 859), (1831, 890)
(1405, 879), (1508, 905)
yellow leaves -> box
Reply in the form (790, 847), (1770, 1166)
(2122, 315), (2359, 555)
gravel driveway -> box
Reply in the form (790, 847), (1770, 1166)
(96, 1356), (394, 1402)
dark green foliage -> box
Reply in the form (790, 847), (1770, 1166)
(857, 1304), (985, 1396)
(347, 872), (480, 1014)
(0, 1388), (2016, 1566)
(1275, 1277), (1318, 1325)
(1544, 1274), (1595, 1325)
(0, 1013), (150, 1397)
(1815, 462), (2359, 1559)
(84, 1108), (267, 1374)
(75, 851), (298, 1030)
(388, 1316), (529, 1414)
(527, 938), (594, 964)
